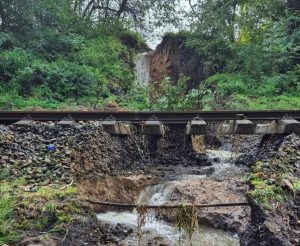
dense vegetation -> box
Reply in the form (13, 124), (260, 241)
(0, 0), (151, 109)
(0, 0), (299, 110)
(151, 0), (300, 110)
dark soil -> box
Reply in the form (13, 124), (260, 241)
(149, 34), (211, 90)
(71, 125), (209, 178)
(2, 121), (299, 246)
(240, 134), (300, 246)
(58, 217), (133, 246)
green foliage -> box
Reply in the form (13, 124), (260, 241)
(0, 48), (32, 83)
(293, 181), (300, 191)
(0, 0), (152, 110)
(0, 0), (299, 111)
(249, 161), (287, 207)
(151, 75), (213, 110)
(73, 36), (134, 93)
(34, 186), (77, 200)
(0, 182), (19, 245)
(0, 30), (137, 109)
(250, 174), (286, 206)
(151, 76), (188, 110)
(0, 168), (10, 180)
(176, 0), (300, 111)
(0, 32), (19, 50)
(17, 184), (81, 234)
(276, 65), (300, 94)
(248, 153), (300, 209)
(29, 32), (85, 61)
(186, 34), (233, 75)
(199, 73), (300, 110)
(118, 85), (149, 110)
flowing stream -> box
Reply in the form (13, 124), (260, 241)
(97, 150), (241, 245)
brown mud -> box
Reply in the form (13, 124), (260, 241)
(0, 122), (299, 245)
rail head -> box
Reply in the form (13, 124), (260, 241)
(0, 110), (300, 124)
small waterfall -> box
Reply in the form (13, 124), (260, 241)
(96, 150), (242, 245)
(134, 52), (150, 87)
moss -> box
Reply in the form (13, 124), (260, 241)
(15, 183), (88, 238)
(248, 159), (292, 208)
(0, 175), (87, 243)
(293, 181), (300, 191)
(0, 181), (20, 244)
(249, 174), (286, 206)
(0, 168), (11, 180)
(29, 185), (77, 201)
(58, 214), (73, 224)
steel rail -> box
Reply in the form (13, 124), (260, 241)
(0, 110), (300, 124)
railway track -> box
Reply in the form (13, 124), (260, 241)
(0, 110), (300, 124)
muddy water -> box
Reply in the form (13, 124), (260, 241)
(97, 211), (239, 245)
(96, 150), (241, 245)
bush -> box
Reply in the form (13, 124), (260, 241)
(73, 36), (134, 93)
(0, 32), (19, 50)
(186, 33), (233, 75)
(118, 85), (149, 110)
(204, 73), (249, 97)
(0, 48), (32, 83)
(11, 60), (102, 100)
(0, 29), (136, 110)
(276, 65), (300, 95)
(151, 75), (214, 110)
(28, 32), (85, 60)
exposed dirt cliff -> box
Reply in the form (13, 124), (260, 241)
(149, 34), (210, 90)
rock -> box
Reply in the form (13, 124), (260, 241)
(282, 179), (295, 194)
(20, 237), (56, 246)
(165, 176), (250, 234)
(23, 186), (32, 192)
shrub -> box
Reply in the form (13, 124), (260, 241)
(0, 32), (19, 50)
(204, 73), (249, 97)
(0, 48), (32, 83)
(151, 75), (214, 110)
(73, 36), (134, 93)
(10, 60), (102, 101)
(276, 65), (300, 95)
(28, 32), (85, 60)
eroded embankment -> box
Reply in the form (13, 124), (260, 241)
(0, 122), (299, 245)
(71, 124), (209, 207)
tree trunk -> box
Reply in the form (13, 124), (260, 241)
(82, 0), (95, 19)
(0, 0), (6, 31)
(104, 0), (110, 23)
(117, 0), (128, 18)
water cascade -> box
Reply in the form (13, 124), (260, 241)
(96, 150), (241, 245)
(134, 52), (150, 87)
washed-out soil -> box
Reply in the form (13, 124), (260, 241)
(1, 122), (299, 245)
